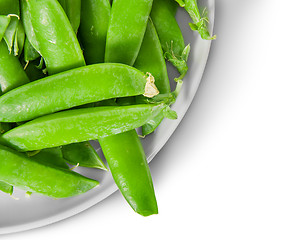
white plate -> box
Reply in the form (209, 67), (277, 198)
(0, 0), (215, 234)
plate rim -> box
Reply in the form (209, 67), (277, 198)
(0, 0), (215, 234)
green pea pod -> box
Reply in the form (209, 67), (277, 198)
(62, 142), (107, 170)
(0, 180), (13, 195)
(26, 147), (70, 197)
(57, 0), (81, 34)
(174, 0), (216, 40)
(24, 38), (40, 63)
(0, 16), (10, 42)
(79, 0), (111, 64)
(13, 20), (25, 57)
(151, 0), (190, 79)
(0, 41), (29, 95)
(21, 0), (106, 173)
(134, 19), (171, 135)
(3, 15), (19, 53)
(0, 122), (13, 195)
(101, 0), (159, 216)
(0, 122), (10, 134)
(0, 0), (19, 15)
(99, 130), (158, 216)
(31, 147), (69, 170)
(0, 144), (98, 198)
(20, 0), (85, 75)
(1, 104), (166, 151)
(0, 0), (25, 56)
(105, 0), (153, 65)
(0, 63), (159, 122)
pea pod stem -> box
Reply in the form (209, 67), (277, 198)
(174, 0), (216, 40)
(150, 0), (189, 79)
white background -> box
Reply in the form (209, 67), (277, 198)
(4, 0), (294, 239)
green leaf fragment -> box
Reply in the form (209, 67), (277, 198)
(163, 106), (178, 120)
(175, 0), (216, 40)
(0, 181), (13, 195)
(164, 43), (190, 80)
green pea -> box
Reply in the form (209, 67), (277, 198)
(20, 0), (85, 75)
(62, 142), (107, 170)
(0, 144), (98, 198)
(79, 0), (111, 64)
(0, 63), (158, 122)
(105, 0), (153, 65)
(1, 104), (166, 152)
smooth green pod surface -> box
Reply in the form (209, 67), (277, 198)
(58, 0), (81, 34)
(0, 16), (10, 41)
(105, 0), (153, 65)
(62, 142), (107, 170)
(0, 41), (29, 95)
(0, 144), (98, 198)
(99, 130), (158, 216)
(1, 104), (165, 151)
(0, 63), (155, 122)
(79, 0), (111, 64)
(0, 0), (19, 15)
(21, 0), (85, 75)
(31, 147), (69, 170)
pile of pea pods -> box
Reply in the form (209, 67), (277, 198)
(0, 0), (214, 216)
